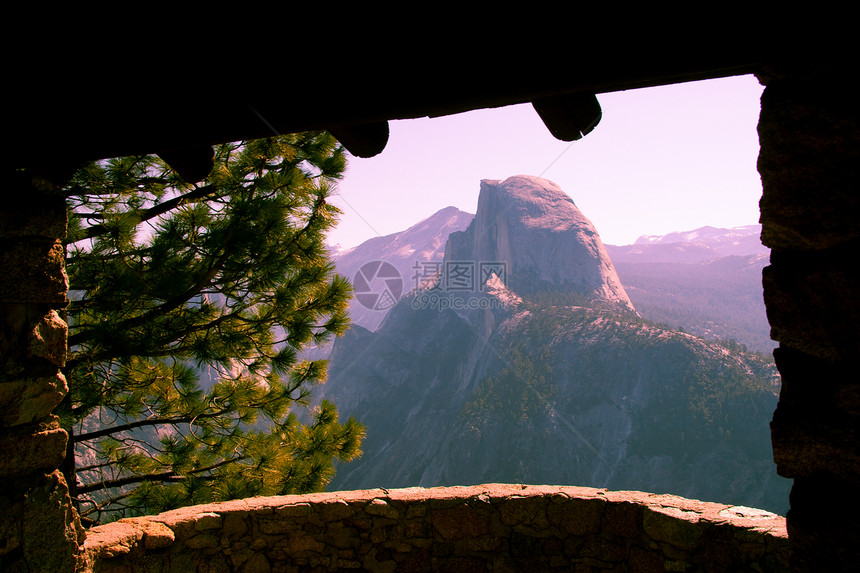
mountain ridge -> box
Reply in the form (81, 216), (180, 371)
(325, 194), (768, 351)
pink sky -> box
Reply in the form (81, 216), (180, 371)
(326, 74), (766, 249)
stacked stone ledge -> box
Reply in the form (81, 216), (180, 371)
(757, 69), (860, 571)
(0, 172), (86, 572)
(83, 484), (789, 572)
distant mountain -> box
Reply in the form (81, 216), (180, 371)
(635, 224), (767, 256)
(324, 198), (771, 352)
(606, 225), (766, 264)
(320, 176), (789, 515)
(331, 206), (474, 333)
(327, 214), (771, 353)
(606, 242), (722, 265)
(602, 225), (773, 353)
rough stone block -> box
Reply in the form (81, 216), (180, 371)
(242, 552), (271, 572)
(366, 498), (399, 519)
(0, 371), (68, 426)
(27, 308), (68, 367)
(288, 533), (326, 554)
(220, 512), (248, 537)
(317, 499), (354, 521)
(601, 500), (642, 539)
(498, 495), (550, 530)
(258, 516), (303, 536)
(758, 78), (860, 252)
(0, 239), (68, 304)
(141, 521), (175, 550)
(0, 492), (22, 557)
(108, 518), (176, 552)
(20, 471), (85, 572)
(193, 512), (223, 531)
(431, 503), (489, 540)
(770, 346), (860, 481)
(0, 417), (68, 476)
(183, 532), (218, 550)
(628, 545), (665, 573)
(273, 501), (313, 518)
(643, 506), (704, 550)
(547, 495), (605, 537)
(763, 253), (860, 361)
(0, 185), (67, 240)
(1, 304), (66, 377)
(771, 411), (860, 480)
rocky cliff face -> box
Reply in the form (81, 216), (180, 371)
(446, 176), (634, 312)
(318, 176), (789, 515)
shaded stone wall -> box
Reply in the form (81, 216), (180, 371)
(83, 484), (789, 573)
(0, 172), (85, 571)
(758, 69), (860, 571)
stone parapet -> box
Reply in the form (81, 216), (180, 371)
(0, 171), (85, 572)
(757, 70), (860, 571)
(83, 484), (789, 572)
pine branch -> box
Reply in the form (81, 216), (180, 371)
(76, 184), (220, 240)
(72, 410), (229, 443)
(76, 460), (120, 473)
(68, 199), (330, 351)
(76, 491), (134, 518)
(68, 229), (237, 349)
(76, 456), (245, 495)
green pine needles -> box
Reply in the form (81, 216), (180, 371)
(60, 133), (364, 525)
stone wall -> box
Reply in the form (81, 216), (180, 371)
(757, 68), (860, 571)
(0, 171), (86, 572)
(82, 484), (788, 572)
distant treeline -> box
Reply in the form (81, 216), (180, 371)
(613, 255), (774, 353)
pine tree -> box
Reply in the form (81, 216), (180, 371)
(59, 133), (364, 525)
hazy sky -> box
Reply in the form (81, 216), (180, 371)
(326, 73), (766, 249)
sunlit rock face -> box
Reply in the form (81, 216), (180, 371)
(445, 175), (635, 312)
